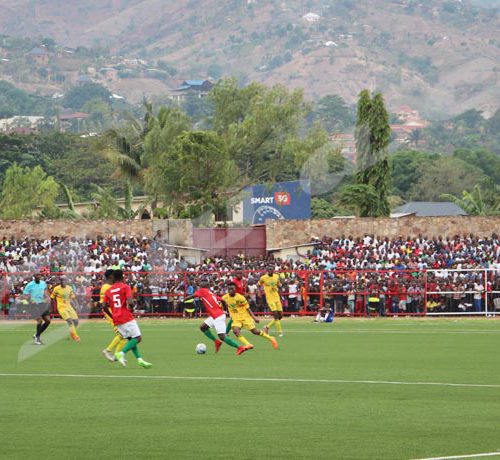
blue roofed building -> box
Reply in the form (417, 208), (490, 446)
(170, 79), (214, 101)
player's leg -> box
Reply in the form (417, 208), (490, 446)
(102, 314), (121, 360)
(103, 332), (123, 361)
(69, 308), (80, 341)
(251, 326), (278, 349)
(59, 308), (76, 340)
(225, 318), (233, 334)
(34, 310), (51, 344)
(232, 322), (252, 348)
(200, 321), (219, 341)
(65, 319), (79, 341)
(116, 321), (152, 368)
(39, 312), (51, 336)
(275, 310), (284, 336)
(200, 317), (222, 353)
(33, 315), (43, 344)
(263, 298), (276, 333)
(213, 315), (247, 354)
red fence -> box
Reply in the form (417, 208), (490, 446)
(2, 268), (499, 319)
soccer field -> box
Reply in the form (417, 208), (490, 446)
(1, 318), (500, 460)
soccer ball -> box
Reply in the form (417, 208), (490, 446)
(195, 343), (207, 354)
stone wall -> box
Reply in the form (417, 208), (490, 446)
(266, 216), (500, 248)
(152, 219), (193, 247)
(0, 219), (193, 245)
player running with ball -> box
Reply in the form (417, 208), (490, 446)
(102, 270), (152, 369)
(185, 279), (248, 356)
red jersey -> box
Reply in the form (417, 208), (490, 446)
(232, 277), (246, 296)
(104, 282), (135, 325)
(194, 288), (224, 319)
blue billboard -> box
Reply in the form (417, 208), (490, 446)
(242, 180), (311, 225)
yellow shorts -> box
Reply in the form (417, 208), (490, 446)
(232, 316), (256, 331)
(58, 305), (78, 321)
(266, 296), (283, 312)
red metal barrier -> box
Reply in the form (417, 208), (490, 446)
(2, 268), (499, 319)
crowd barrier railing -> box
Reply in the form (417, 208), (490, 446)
(1, 268), (499, 319)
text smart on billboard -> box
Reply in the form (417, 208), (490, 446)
(242, 180), (311, 225)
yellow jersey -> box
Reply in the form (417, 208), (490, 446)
(259, 274), (280, 299)
(50, 285), (75, 309)
(100, 283), (113, 324)
(222, 293), (250, 320)
(100, 283), (111, 303)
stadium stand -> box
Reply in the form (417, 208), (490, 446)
(0, 233), (499, 318)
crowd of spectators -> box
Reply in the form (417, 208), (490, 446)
(1, 233), (499, 318)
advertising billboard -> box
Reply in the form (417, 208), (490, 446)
(242, 180), (311, 225)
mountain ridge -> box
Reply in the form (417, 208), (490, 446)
(0, 0), (499, 116)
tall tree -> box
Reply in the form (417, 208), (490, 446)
(142, 106), (192, 201)
(313, 94), (355, 133)
(341, 90), (392, 217)
(209, 78), (322, 184)
(153, 131), (236, 218)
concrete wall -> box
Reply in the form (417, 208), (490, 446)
(266, 216), (500, 248)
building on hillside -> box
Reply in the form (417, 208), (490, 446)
(0, 116), (45, 133)
(28, 47), (50, 65)
(390, 105), (429, 144)
(76, 74), (95, 85)
(99, 67), (119, 81)
(302, 12), (320, 22)
(169, 79), (214, 102)
(393, 202), (467, 217)
(59, 112), (90, 132)
(121, 58), (147, 68)
(331, 133), (356, 162)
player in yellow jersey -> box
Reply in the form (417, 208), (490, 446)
(222, 283), (278, 350)
(100, 269), (127, 362)
(259, 267), (284, 336)
(50, 276), (80, 342)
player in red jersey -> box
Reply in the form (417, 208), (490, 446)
(185, 279), (248, 355)
(102, 270), (152, 369)
(232, 271), (246, 295)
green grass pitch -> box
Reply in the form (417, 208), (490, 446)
(1, 317), (500, 460)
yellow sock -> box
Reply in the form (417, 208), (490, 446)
(116, 338), (127, 353)
(237, 335), (251, 346)
(267, 319), (275, 330)
(69, 323), (78, 337)
(106, 335), (122, 352)
(276, 320), (283, 333)
(259, 330), (273, 342)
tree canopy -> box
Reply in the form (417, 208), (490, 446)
(0, 164), (59, 218)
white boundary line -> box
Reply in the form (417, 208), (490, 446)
(411, 452), (500, 460)
(0, 373), (499, 388)
(2, 327), (500, 334)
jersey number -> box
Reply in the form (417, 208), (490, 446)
(112, 294), (122, 308)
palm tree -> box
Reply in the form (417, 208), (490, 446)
(441, 185), (499, 216)
(407, 129), (422, 148)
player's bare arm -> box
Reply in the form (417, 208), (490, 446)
(248, 307), (259, 323)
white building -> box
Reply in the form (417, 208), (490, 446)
(302, 12), (320, 22)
